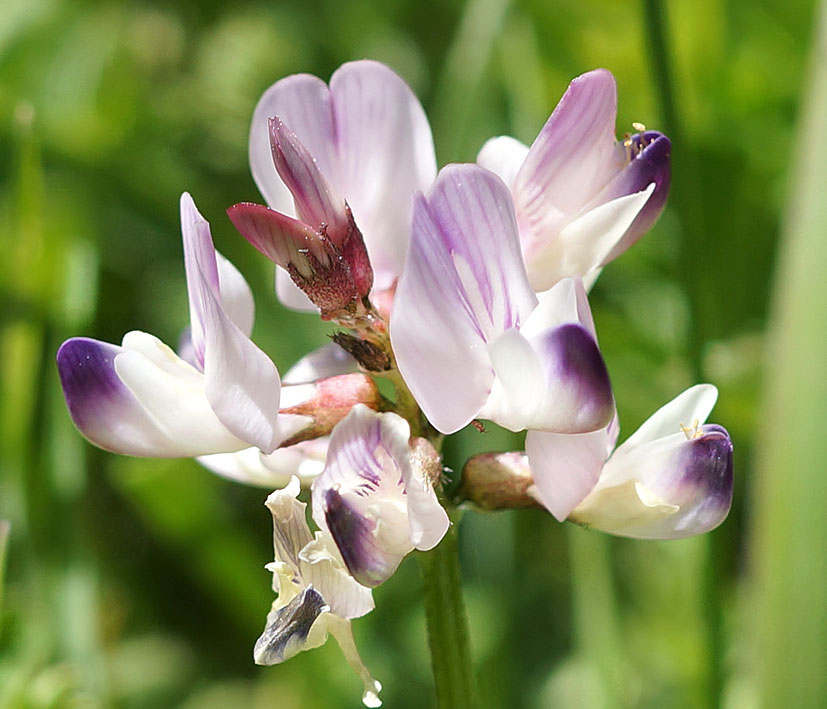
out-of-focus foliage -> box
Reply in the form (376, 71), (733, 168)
(0, 0), (823, 707)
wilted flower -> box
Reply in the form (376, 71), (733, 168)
(255, 477), (382, 707)
(527, 384), (733, 538)
(311, 405), (449, 587)
(391, 163), (614, 435)
(477, 68), (671, 291)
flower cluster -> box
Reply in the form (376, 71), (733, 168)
(56, 61), (733, 706)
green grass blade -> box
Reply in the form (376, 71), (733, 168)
(749, 3), (827, 706)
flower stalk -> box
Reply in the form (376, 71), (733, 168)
(419, 516), (478, 709)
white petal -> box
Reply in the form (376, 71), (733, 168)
(216, 251), (255, 337)
(526, 427), (612, 521)
(525, 185), (655, 289)
(114, 332), (249, 455)
(195, 258), (283, 453)
(265, 478), (373, 617)
(325, 615), (383, 708)
(311, 406), (413, 587)
(283, 343), (358, 384)
(574, 424), (733, 539)
(197, 441), (325, 488)
(480, 328), (545, 431)
(254, 585), (330, 665)
(330, 60), (437, 288)
(615, 384), (718, 456)
(312, 406), (448, 586)
(250, 74), (339, 214)
(569, 480), (680, 534)
(476, 135), (530, 190)
(519, 277), (595, 340)
(180, 192), (220, 369)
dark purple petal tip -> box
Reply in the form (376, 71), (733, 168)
(324, 488), (388, 588)
(545, 323), (615, 432)
(603, 131), (672, 264)
(676, 424), (734, 535)
(687, 424), (734, 502)
(254, 586), (327, 665)
(56, 337), (127, 432)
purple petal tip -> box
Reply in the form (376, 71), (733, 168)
(324, 488), (390, 588)
(680, 424), (734, 531)
(603, 131), (672, 263)
(254, 586), (327, 665)
(546, 323), (615, 432)
(57, 337), (127, 432)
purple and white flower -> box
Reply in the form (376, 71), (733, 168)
(56, 193), (301, 458)
(246, 60), (437, 311)
(196, 343), (364, 488)
(311, 405), (450, 588)
(527, 384), (733, 538)
(477, 68), (671, 291)
(390, 163), (614, 436)
(255, 477), (382, 707)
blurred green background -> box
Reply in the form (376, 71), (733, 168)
(1, 0), (825, 707)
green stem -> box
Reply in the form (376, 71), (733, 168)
(419, 518), (477, 709)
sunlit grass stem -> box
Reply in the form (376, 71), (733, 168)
(750, 3), (827, 705)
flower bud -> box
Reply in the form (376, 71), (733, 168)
(278, 373), (382, 446)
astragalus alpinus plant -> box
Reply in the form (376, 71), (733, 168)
(56, 61), (732, 707)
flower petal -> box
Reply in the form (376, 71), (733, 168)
(482, 328), (546, 431)
(324, 616), (383, 708)
(520, 277), (597, 340)
(572, 424), (733, 538)
(270, 118), (350, 236)
(180, 192), (220, 370)
(254, 585), (329, 664)
(263, 479), (374, 616)
(250, 73), (338, 215)
(188, 235), (282, 453)
(485, 278), (613, 433)
(525, 426), (613, 521)
(330, 60), (437, 288)
(197, 439), (327, 488)
(56, 337), (216, 457)
(528, 323), (614, 432)
(513, 69), (618, 252)
(476, 135), (530, 190)
(311, 407), (412, 587)
(282, 343), (358, 385)
(114, 332), (252, 455)
(405, 438), (450, 551)
(215, 251), (255, 337)
(598, 131), (672, 263)
(181, 196), (256, 340)
(391, 164), (536, 434)
(525, 184), (655, 289)
(227, 201), (327, 269)
(312, 406), (447, 587)
(615, 384), (718, 456)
